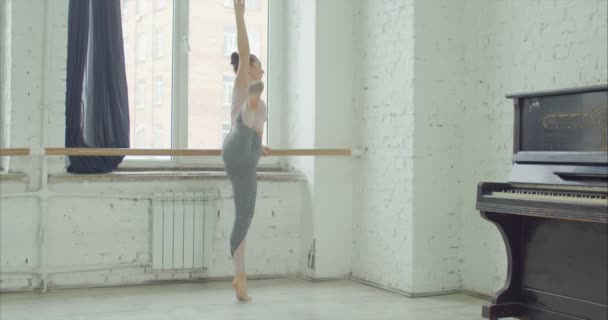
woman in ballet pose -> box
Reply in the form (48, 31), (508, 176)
(221, 0), (269, 302)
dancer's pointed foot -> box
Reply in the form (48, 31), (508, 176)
(232, 273), (252, 302)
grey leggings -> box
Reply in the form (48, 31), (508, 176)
(221, 113), (261, 257)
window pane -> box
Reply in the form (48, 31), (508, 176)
(122, 0), (173, 155)
(189, 0), (268, 149)
(155, 27), (164, 58)
(136, 0), (147, 16)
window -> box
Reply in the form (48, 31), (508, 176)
(123, 36), (129, 65)
(136, 33), (146, 62)
(121, 0), (129, 20)
(155, 28), (164, 58)
(224, 27), (237, 56)
(225, 28), (260, 57)
(136, 0), (146, 16)
(222, 122), (232, 140)
(192, 1), (269, 153)
(135, 126), (146, 148)
(224, 0), (260, 10)
(136, 80), (145, 108)
(223, 74), (235, 106)
(249, 31), (261, 56)
(154, 76), (163, 106)
(153, 123), (164, 148)
(120, 0), (276, 167)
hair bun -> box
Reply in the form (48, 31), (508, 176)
(230, 52), (239, 66)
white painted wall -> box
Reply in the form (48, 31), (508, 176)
(0, 0), (10, 172)
(282, 0), (355, 280)
(459, 0), (608, 295)
(310, 0), (355, 279)
(282, 0), (317, 279)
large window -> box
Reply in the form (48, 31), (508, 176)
(121, 0), (277, 166)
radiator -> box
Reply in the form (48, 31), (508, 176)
(151, 193), (213, 270)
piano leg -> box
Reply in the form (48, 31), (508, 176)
(480, 211), (526, 319)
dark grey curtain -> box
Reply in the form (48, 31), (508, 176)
(65, 0), (129, 173)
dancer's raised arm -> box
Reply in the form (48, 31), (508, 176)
(234, 0), (250, 89)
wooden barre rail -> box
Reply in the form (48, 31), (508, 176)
(0, 148), (355, 157)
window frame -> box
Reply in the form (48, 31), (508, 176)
(121, 0), (283, 169)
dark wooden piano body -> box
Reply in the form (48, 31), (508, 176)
(477, 85), (608, 320)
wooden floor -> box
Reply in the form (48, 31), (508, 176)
(0, 278), (503, 320)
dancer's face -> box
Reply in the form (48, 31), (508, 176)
(249, 58), (264, 82)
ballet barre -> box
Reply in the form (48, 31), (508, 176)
(0, 148), (363, 157)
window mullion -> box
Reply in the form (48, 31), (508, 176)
(172, 0), (189, 165)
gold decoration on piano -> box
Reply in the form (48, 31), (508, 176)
(543, 105), (608, 150)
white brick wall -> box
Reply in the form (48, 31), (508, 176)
(1, 177), (304, 291)
(352, 0), (417, 293)
(411, 0), (466, 293)
(354, 0), (607, 297)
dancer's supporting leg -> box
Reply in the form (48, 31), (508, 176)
(229, 164), (257, 301)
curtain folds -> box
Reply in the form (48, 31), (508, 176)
(65, 0), (130, 173)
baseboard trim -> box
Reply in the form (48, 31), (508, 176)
(350, 276), (461, 298)
(296, 274), (350, 282)
(1, 274), (292, 294)
(1, 273), (495, 302)
(461, 289), (493, 301)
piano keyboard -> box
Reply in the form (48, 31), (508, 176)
(491, 189), (608, 205)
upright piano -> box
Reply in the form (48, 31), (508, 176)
(477, 85), (608, 320)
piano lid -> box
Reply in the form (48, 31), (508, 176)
(506, 84), (608, 99)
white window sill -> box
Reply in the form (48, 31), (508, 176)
(48, 168), (305, 183)
(0, 172), (29, 183)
